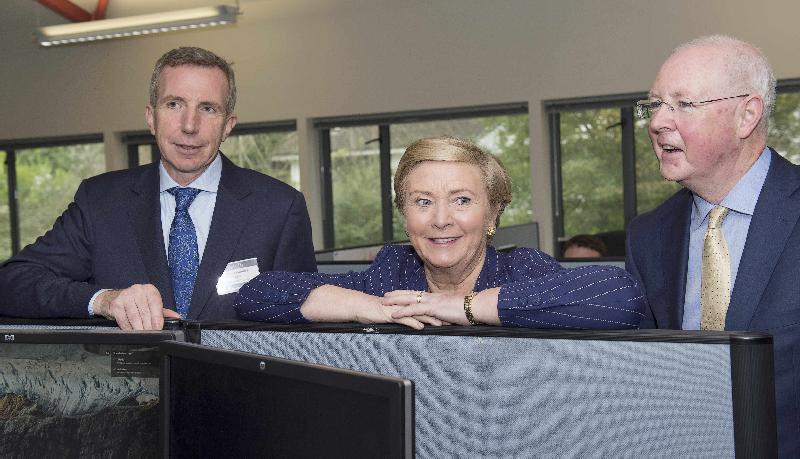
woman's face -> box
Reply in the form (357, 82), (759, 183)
(402, 161), (497, 274)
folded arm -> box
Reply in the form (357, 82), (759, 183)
(497, 265), (646, 329)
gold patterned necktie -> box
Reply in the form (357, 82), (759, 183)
(700, 206), (731, 330)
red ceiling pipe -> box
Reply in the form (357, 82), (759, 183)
(36, 0), (93, 22)
(92, 0), (109, 20)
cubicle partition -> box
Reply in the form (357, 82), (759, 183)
(0, 318), (777, 457)
(192, 322), (776, 457)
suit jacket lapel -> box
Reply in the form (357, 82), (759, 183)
(661, 190), (692, 328)
(727, 150), (800, 329)
(129, 164), (175, 310)
(188, 155), (252, 319)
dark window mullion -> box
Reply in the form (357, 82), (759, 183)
(379, 125), (393, 242)
(549, 112), (564, 251)
(320, 128), (334, 249)
(7, 149), (20, 255)
(127, 144), (140, 168)
(621, 107), (637, 226)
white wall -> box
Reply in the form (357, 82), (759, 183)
(3, 0), (800, 252)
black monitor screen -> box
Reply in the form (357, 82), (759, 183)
(161, 341), (413, 458)
(0, 329), (183, 457)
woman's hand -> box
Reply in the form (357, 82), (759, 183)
(383, 290), (469, 325)
(384, 288), (501, 326)
(300, 285), (445, 330)
(355, 300), (447, 330)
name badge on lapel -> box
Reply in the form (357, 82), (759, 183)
(216, 258), (260, 295)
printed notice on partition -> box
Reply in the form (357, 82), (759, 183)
(109, 348), (160, 378)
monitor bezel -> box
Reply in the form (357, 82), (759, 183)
(159, 340), (414, 459)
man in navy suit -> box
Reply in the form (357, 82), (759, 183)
(0, 47), (316, 329)
(626, 35), (798, 456)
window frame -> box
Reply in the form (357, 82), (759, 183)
(314, 103), (529, 250)
(0, 133), (104, 256)
(547, 78), (800, 252)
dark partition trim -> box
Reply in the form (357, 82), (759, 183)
(188, 321), (772, 345)
(730, 338), (778, 457)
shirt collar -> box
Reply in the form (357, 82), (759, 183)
(691, 147), (771, 230)
(159, 153), (222, 193)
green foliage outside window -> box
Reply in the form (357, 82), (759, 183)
(559, 109), (681, 239)
(222, 131), (300, 190)
(559, 109), (625, 237)
(0, 151), (9, 260)
(16, 143), (105, 250)
(330, 126), (382, 248)
(769, 92), (800, 164)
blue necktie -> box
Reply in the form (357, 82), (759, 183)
(167, 187), (201, 318)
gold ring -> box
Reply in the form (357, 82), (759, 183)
(416, 291), (424, 304)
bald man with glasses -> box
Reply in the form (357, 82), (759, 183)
(626, 35), (800, 457)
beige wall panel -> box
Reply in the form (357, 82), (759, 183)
(2, 0), (800, 251)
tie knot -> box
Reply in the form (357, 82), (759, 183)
(708, 206), (729, 229)
(168, 187), (201, 212)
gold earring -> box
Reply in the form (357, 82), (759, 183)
(487, 226), (496, 238)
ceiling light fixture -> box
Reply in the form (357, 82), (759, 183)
(35, 5), (239, 47)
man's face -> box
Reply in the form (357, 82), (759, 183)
(146, 65), (236, 186)
(648, 46), (743, 192)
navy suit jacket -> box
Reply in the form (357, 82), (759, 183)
(0, 153), (317, 320)
(626, 149), (800, 457)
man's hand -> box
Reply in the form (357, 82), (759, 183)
(94, 284), (181, 330)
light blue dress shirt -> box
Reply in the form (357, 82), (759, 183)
(89, 154), (222, 315)
(681, 148), (771, 329)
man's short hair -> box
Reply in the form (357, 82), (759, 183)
(673, 35), (776, 131)
(563, 234), (607, 257)
(149, 47), (237, 116)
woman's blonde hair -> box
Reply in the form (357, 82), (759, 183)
(393, 136), (512, 227)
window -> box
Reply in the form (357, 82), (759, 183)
(222, 122), (300, 190)
(558, 108), (625, 236)
(768, 80), (800, 164)
(549, 80), (800, 256)
(317, 104), (530, 249)
(0, 150), (10, 260)
(125, 121), (300, 190)
(0, 135), (104, 258)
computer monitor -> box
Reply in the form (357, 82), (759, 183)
(0, 328), (184, 457)
(160, 341), (413, 458)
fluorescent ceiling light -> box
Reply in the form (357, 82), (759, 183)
(35, 5), (238, 47)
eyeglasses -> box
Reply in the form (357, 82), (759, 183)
(635, 94), (749, 119)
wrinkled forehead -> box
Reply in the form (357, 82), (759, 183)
(651, 46), (731, 99)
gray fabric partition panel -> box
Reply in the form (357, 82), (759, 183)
(199, 329), (736, 457)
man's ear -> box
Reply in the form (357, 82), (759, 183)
(221, 113), (237, 142)
(145, 105), (156, 135)
(737, 95), (764, 139)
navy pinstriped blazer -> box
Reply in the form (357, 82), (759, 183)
(235, 244), (645, 329)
